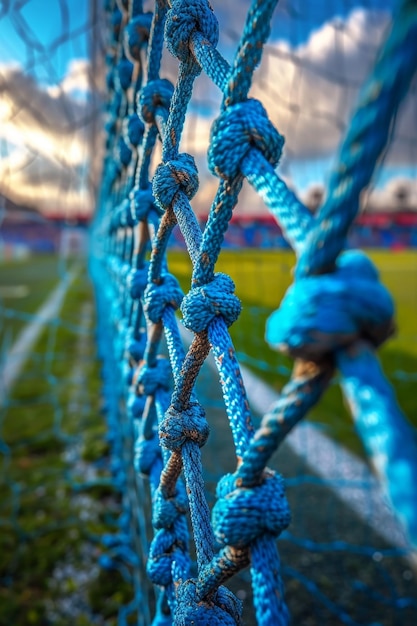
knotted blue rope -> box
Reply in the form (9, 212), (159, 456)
(92, 1), (417, 626)
(267, 250), (395, 359)
(165, 0), (219, 64)
(160, 402), (209, 451)
(147, 520), (190, 587)
(153, 154), (199, 210)
(261, 0), (417, 550)
(93, 4), (193, 622)
(125, 113), (145, 148)
(136, 358), (172, 396)
(118, 57), (134, 92)
(128, 264), (149, 300)
(118, 136), (132, 168)
(125, 12), (153, 62)
(130, 186), (158, 222)
(139, 79), (174, 125)
(153, 483), (188, 529)
(181, 273), (241, 333)
(175, 582), (242, 626)
(144, 274), (184, 324)
(208, 99), (284, 181)
(213, 470), (290, 547)
(134, 432), (161, 475)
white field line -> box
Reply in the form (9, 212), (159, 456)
(0, 269), (77, 406)
(178, 323), (412, 553)
(48, 302), (102, 625)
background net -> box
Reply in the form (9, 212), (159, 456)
(1, 1), (417, 625)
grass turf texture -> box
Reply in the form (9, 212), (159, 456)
(168, 248), (417, 460)
(0, 258), (135, 625)
(1, 249), (416, 625)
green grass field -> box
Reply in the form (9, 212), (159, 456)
(168, 248), (417, 459)
(1, 249), (416, 625)
(3, 250), (415, 462)
(0, 258), (134, 625)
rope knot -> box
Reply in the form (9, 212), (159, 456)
(176, 580), (241, 625)
(139, 79), (174, 124)
(153, 153), (199, 211)
(212, 470), (291, 548)
(117, 57), (133, 91)
(134, 434), (161, 475)
(144, 273), (184, 323)
(181, 273), (241, 333)
(125, 113), (145, 148)
(208, 99), (284, 180)
(127, 391), (146, 420)
(130, 187), (157, 222)
(153, 485), (188, 528)
(125, 333), (147, 363)
(136, 358), (172, 395)
(124, 12), (153, 62)
(266, 250), (395, 360)
(147, 522), (189, 586)
(165, 0), (219, 63)
(160, 402), (209, 451)
(128, 264), (149, 300)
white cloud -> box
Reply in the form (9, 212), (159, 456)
(180, 8), (394, 161)
(2, 7), (416, 219)
(0, 147), (91, 216)
(176, 8), (417, 217)
(251, 9), (396, 160)
(54, 58), (92, 97)
(0, 60), (98, 216)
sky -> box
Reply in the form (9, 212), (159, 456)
(0, 0), (90, 82)
(0, 0), (98, 217)
(0, 0), (416, 217)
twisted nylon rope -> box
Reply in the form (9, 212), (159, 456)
(258, 0), (417, 549)
(91, 3), (158, 623)
(92, 0), (417, 624)
(98, 0), (290, 621)
(95, 1), (192, 622)
(144, 2), (295, 624)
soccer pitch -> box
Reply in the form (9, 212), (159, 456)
(1, 250), (416, 624)
(168, 248), (417, 458)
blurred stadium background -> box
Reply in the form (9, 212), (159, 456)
(0, 1), (417, 625)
